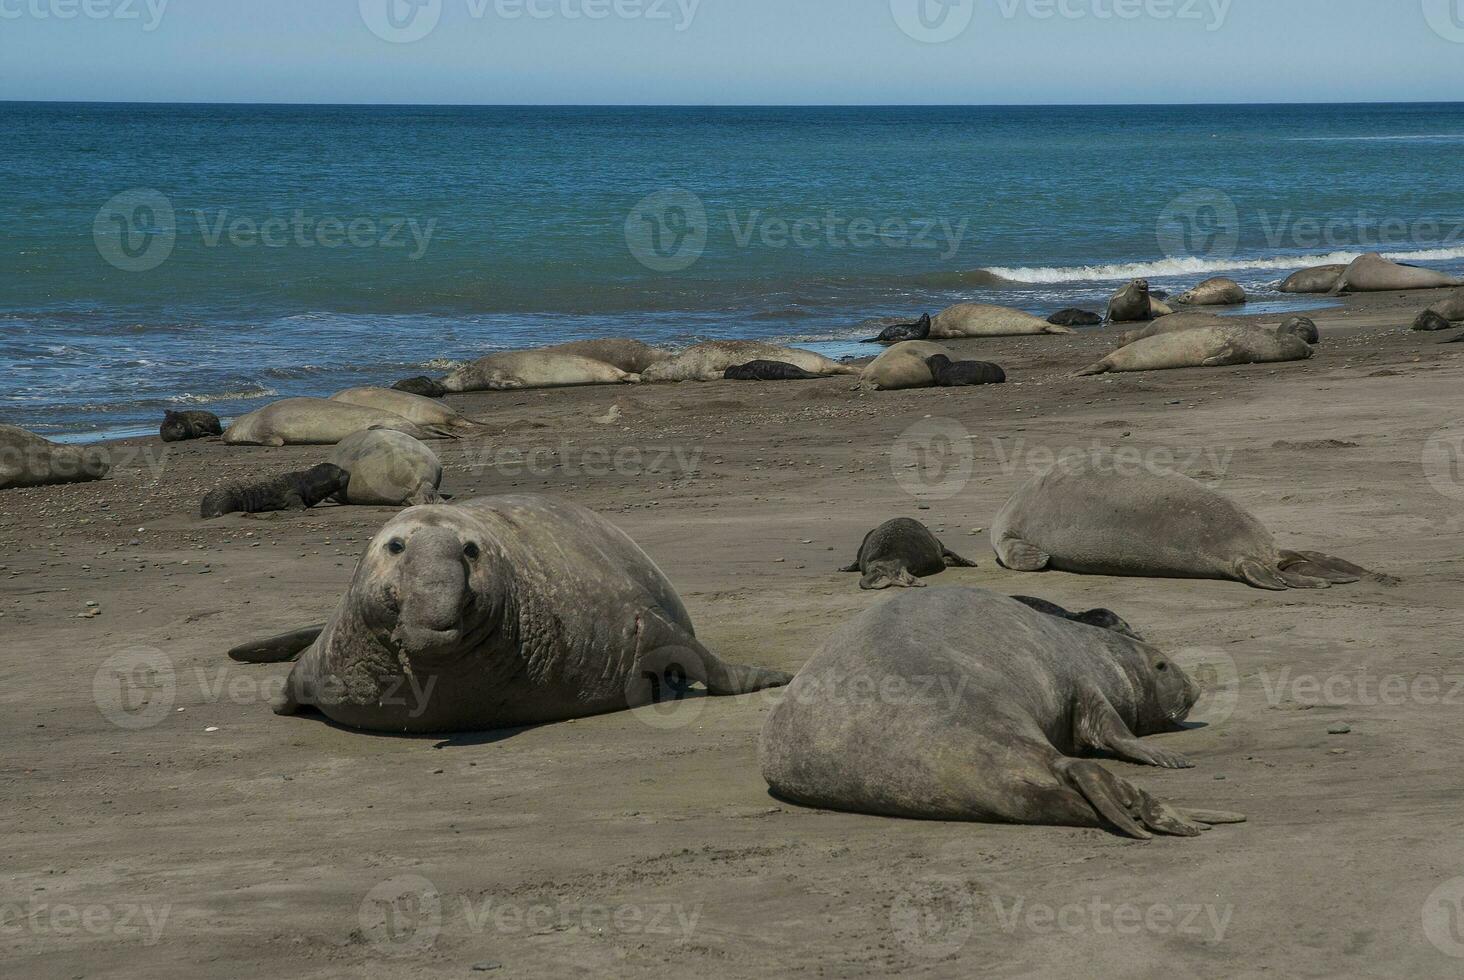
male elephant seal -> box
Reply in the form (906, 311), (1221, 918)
(723, 360), (821, 381)
(441, 351), (640, 393)
(991, 458), (1395, 591)
(1174, 276), (1247, 306)
(642, 342), (859, 383)
(1280, 264), (1347, 294)
(0, 425), (111, 491)
(201, 464), (349, 519)
(858, 341), (952, 391)
(866, 314), (932, 344)
(759, 588), (1246, 839)
(1331, 253), (1460, 293)
(328, 430), (444, 506)
(926, 355), (1006, 387)
(330, 387), (485, 434)
(839, 518), (977, 590)
(541, 338), (671, 374)
(226, 496), (792, 732)
(160, 410), (223, 443)
(1106, 280), (1173, 322)
(1077, 323), (1313, 376)
(224, 398), (456, 447)
(393, 376), (450, 399)
(1048, 308), (1103, 327)
(931, 303), (1076, 338)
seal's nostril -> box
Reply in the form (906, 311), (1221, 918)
(463, 542), (481, 561)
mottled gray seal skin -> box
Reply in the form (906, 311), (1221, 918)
(1076, 323), (1313, 376)
(1281, 316), (1321, 345)
(330, 387), (486, 435)
(224, 398), (456, 446)
(1425, 289), (1464, 323)
(1279, 264), (1347, 294)
(1174, 276), (1247, 306)
(201, 463), (349, 520)
(925, 355), (1006, 387)
(541, 338), (671, 375)
(759, 588), (1246, 839)
(643, 342), (859, 383)
(723, 361), (822, 382)
(327, 430), (444, 506)
(1331, 253), (1460, 293)
(160, 410), (223, 443)
(1414, 311), (1454, 333)
(0, 425), (111, 491)
(1009, 595), (1142, 641)
(393, 377), (450, 399)
(839, 518), (977, 589)
(866, 314), (932, 344)
(992, 459), (1396, 591)
(931, 303), (1076, 338)
(227, 496), (792, 733)
(1048, 308), (1103, 327)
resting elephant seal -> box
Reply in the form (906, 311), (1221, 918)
(227, 496), (792, 732)
(1106, 280), (1173, 323)
(642, 342), (859, 383)
(1048, 308), (1103, 327)
(1331, 253), (1460, 293)
(759, 588), (1246, 839)
(393, 376), (450, 399)
(858, 341), (952, 391)
(541, 338), (671, 374)
(1077, 323), (1313, 376)
(224, 398), (456, 447)
(442, 351), (640, 393)
(839, 518), (977, 590)
(991, 458), (1395, 591)
(931, 303), (1076, 338)
(1175, 276), (1247, 306)
(926, 355), (1006, 387)
(1425, 289), (1464, 322)
(330, 387), (484, 434)
(201, 464), (349, 519)
(866, 314), (932, 344)
(160, 410), (223, 443)
(1413, 311), (1453, 333)
(723, 360), (821, 381)
(1279, 264), (1347, 294)
(1116, 312), (1235, 346)
(328, 430), (443, 506)
(1280, 316), (1321, 345)
(0, 425), (111, 491)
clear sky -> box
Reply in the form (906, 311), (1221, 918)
(1, 0), (1461, 105)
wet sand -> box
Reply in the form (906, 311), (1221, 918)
(5, 290), (1464, 978)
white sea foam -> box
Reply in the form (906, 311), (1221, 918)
(166, 387), (277, 405)
(985, 247), (1464, 285)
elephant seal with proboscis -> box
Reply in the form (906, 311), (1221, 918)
(1330, 253), (1460, 293)
(541, 338), (671, 374)
(160, 410), (223, 443)
(839, 518), (977, 590)
(330, 387), (485, 435)
(1106, 280), (1173, 322)
(759, 588), (1246, 839)
(991, 458), (1396, 591)
(0, 425), (111, 491)
(723, 361), (821, 382)
(328, 430), (444, 506)
(1077, 323), (1313, 375)
(865, 314), (932, 344)
(224, 398), (456, 447)
(931, 303), (1076, 338)
(1048, 308), (1103, 327)
(858, 341), (951, 391)
(1280, 264), (1347, 294)
(226, 496), (792, 733)
(442, 351), (641, 393)
(1175, 276), (1247, 306)
(642, 342), (859, 383)
(925, 355), (1006, 387)
(201, 464), (349, 519)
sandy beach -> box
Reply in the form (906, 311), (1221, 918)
(6, 289), (1464, 977)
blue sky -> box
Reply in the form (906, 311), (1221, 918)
(1, 0), (1462, 105)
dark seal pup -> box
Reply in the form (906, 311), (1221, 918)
(1048, 308), (1103, 327)
(226, 496), (792, 733)
(866, 313), (933, 344)
(839, 517), (977, 590)
(1010, 595), (1142, 640)
(760, 588), (1246, 839)
(393, 376), (450, 398)
(160, 410), (223, 443)
(201, 463), (350, 519)
(723, 360), (822, 382)
(1414, 310), (1453, 333)
(925, 355), (1007, 387)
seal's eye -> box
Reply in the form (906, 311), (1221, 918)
(463, 542), (481, 561)
(1156, 662), (1169, 672)
(387, 538), (406, 556)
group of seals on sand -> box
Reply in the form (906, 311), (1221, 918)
(1282, 253), (1462, 295)
(858, 342), (1006, 392)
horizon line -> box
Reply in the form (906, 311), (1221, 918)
(5, 98), (1464, 110)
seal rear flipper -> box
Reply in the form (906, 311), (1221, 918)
(941, 548), (979, 569)
(1073, 360), (1111, 377)
(995, 536), (1050, 572)
(860, 567), (924, 590)
(634, 608), (792, 698)
(1057, 760), (1208, 840)
(1235, 559), (1289, 591)
(228, 625), (326, 663)
(1281, 551), (1398, 587)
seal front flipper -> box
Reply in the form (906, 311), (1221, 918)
(995, 536), (1050, 572)
(1073, 683), (1192, 770)
(633, 608), (792, 698)
(228, 625), (326, 663)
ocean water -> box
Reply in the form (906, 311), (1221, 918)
(3, 101), (1463, 440)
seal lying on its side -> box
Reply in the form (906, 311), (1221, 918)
(160, 410), (223, 443)
(839, 518), (977, 589)
(328, 430), (444, 506)
(858, 341), (952, 391)
(1106, 280), (1173, 322)
(0, 425), (111, 491)
(1174, 277), (1247, 306)
(1117, 314), (1319, 347)
(224, 398), (456, 446)
(1048, 308), (1103, 327)
(931, 303), (1076, 338)
(926, 355), (1006, 387)
(1331, 253), (1460, 293)
(865, 314), (932, 344)
(201, 464), (349, 519)
(541, 338), (671, 374)
(393, 377), (450, 399)
(1280, 264), (1347, 294)
(1076, 323), (1313, 376)
(226, 496), (792, 732)
(330, 387), (485, 434)
(991, 458), (1396, 591)
(723, 361), (822, 381)
(441, 351), (641, 393)
(759, 588), (1246, 839)
(642, 342), (860, 383)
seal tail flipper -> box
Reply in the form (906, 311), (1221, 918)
(635, 608), (792, 698)
(860, 568), (925, 590)
(228, 625), (326, 663)
(1059, 760), (1220, 840)
(838, 561), (862, 573)
(1044, 325), (1078, 335)
(1235, 559), (1290, 591)
(995, 536), (1051, 572)
(1073, 360), (1111, 377)
(1281, 551), (1399, 587)
(942, 548), (979, 569)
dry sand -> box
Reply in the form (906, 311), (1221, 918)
(5, 291), (1464, 978)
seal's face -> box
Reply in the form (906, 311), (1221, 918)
(1144, 648), (1202, 730)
